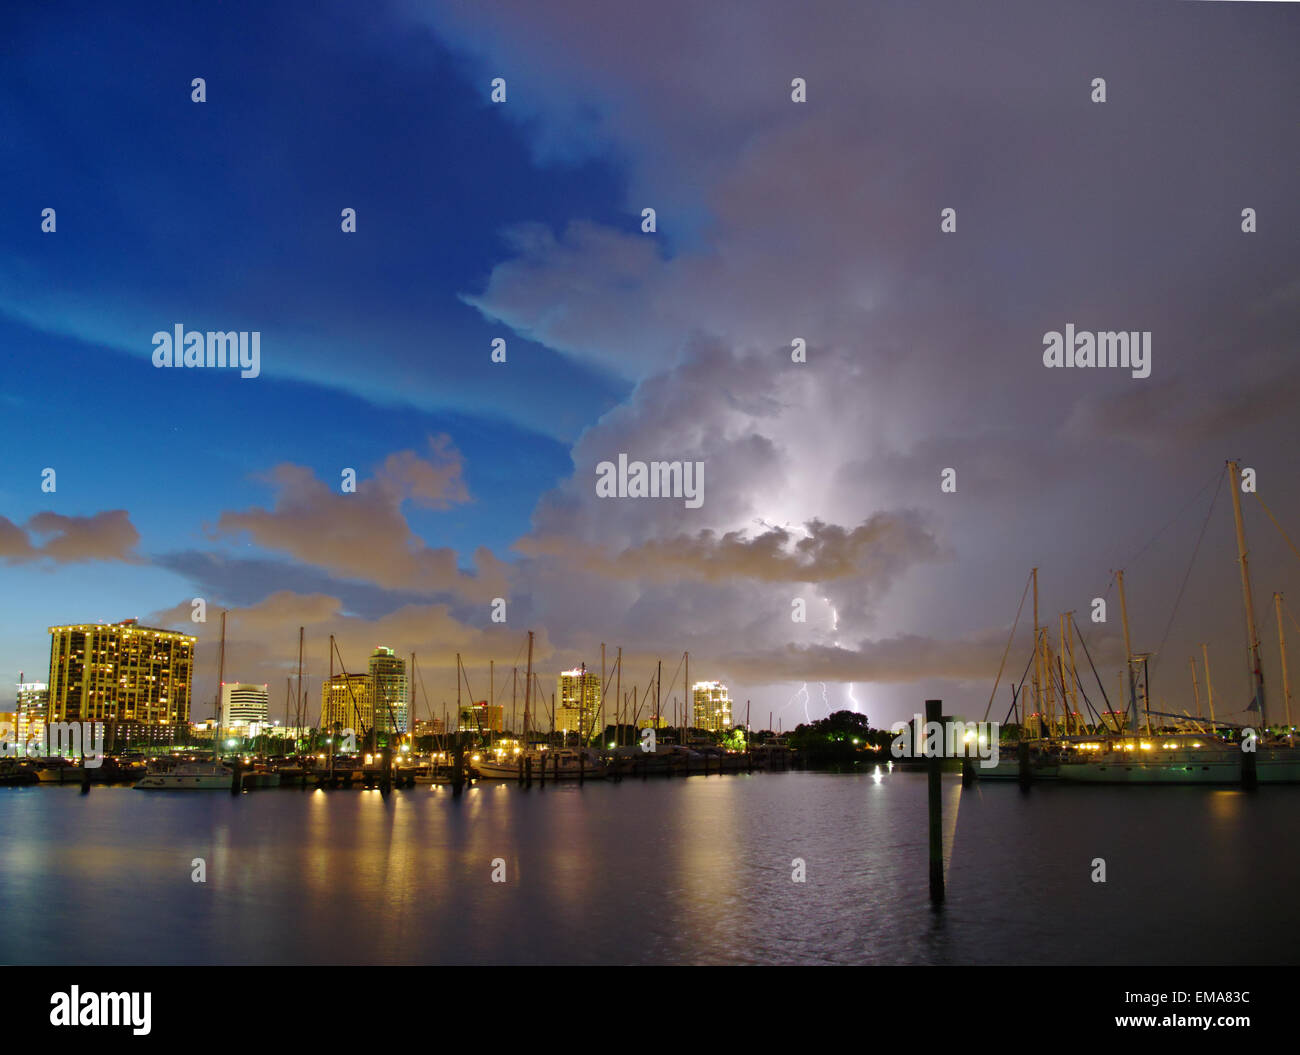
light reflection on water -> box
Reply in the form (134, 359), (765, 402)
(0, 773), (1294, 964)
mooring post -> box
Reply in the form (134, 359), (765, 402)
(381, 744), (392, 796)
(926, 698), (945, 904)
(579, 750), (585, 785)
(517, 754), (524, 785)
(231, 756), (241, 795)
(1018, 737), (1031, 790)
(1242, 737), (1258, 790)
(452, 738), (464, 796)
(525, 754), (533, 787)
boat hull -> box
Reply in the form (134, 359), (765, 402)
(474, 755), (608, 780)
(1059, 755), (1300, 784)
(134, 764), (234, 790)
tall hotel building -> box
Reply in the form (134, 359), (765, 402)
(221, 683), (269, 729)
(557, 666), (601, 740)
(368, 646), (408, 734)
(692, 680), (732, 732)
(320, 673), (373, 733)
(46, 619), (195, 741)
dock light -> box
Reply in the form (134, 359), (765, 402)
(1140, 742), (1152, 750)
(226, 739), (237, 747)
(1192, 742), (1202, 748)
(471, 754), (481, 763)
(401, 744), (410, 753)
(608, 742), (615, 748)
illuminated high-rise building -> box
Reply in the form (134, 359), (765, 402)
(221, 683), (269, 728)
(46, 620), (195, 734)
(692, 680), (732, 732)
(16, 679), (48, 752)
(557, 666), (601, 740)
(368, 647), (408, 734)
(320, 673), (373, 733)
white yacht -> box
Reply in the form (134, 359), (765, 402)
(1056, 734), (1300, 784)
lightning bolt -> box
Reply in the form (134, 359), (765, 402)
(846, 682), (860, 714)
(786, 683), (811, 723)
(820, 682), (830, 716)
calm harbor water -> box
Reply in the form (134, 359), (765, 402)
(1, 771), (1295, 965)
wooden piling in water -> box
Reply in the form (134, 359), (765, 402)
(926, 699), (944, 904)
(1242, 742), (1258, 790)
(525, 755), (533, 787)
(1018, 738), (1031, 790)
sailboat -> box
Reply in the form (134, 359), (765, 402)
(1056, 460), (1300, 784)
(135, 611), (234, 790)
(470, 631), (608, 780)
(1056, 732), (1300, 784)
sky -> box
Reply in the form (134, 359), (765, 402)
(1, 0), (1298, 732)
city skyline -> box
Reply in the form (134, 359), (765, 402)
(2, 0), (1298, 735)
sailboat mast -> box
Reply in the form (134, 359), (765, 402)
(656, 660), (662, 731)
(214, 610), (226, 759)
(1228, 460), (1267, 729)
(1031, 567), (1041, 737)
(1202, 643), (1217, 725)
(1275, 592), (1293, 734)
(1116, 569), (1138, 737)
(1190, 656), (1202, 720)
(1064, 612), (1080, 731)
(295, 626), (304, 744)
(523, 631), (533, 745)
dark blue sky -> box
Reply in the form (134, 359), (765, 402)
(1, 0), (635, 670)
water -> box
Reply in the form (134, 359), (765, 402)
(1, 772), (1295, 964)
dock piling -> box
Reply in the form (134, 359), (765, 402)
(926, 698), (944, 905)
(1242, 741), (1258, 790)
